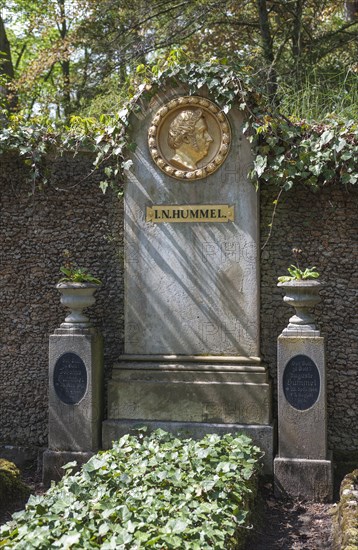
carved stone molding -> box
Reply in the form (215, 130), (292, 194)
(148, 96), (231, 181)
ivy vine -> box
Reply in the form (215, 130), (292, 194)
(0, 61), (357, 196)
(251, 117), (358, 190)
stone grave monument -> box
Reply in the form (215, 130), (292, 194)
(274, 281), (333, 501)
(102, 86), (275, 472)
(43, 284), (103, 484)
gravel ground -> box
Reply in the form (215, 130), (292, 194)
(245, 482), (335, 550)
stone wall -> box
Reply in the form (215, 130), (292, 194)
(260, 183), (358, 452)
(0, 153), (124, 447)
(0, 152), (357, 453)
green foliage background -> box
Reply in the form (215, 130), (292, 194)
(0, 1), (357, 195)
(1, 1), (357, 120)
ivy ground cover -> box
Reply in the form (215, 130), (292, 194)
(0, 430), (262, 549)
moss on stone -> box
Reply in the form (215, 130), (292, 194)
(333, 469), (358, 550)
(0, 459), (30, 508)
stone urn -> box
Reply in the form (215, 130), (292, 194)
(278, 280), (321, 336)
(56, 282), (100, 328)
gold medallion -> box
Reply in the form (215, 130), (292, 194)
(148, 96), (231, 181)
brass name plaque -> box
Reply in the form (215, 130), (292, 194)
(146, 204), (234, 223)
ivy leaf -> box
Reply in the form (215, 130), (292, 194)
(202, 478), (217, 491)
(319, 130), (334, 146)
(83, 456), (107, 472)
(334, 138), (347, 152)
(165, 518), (188, 533)
(122, 159), (133, 171)
(98, 523), (110, 537)
(253, 155), (267, 177)
(283, 180), (293, 191)
(53, 532), (81, 548)
(114, 529), (133, 545)
(216, 461), (233, 473)
(309, 163), (323, 176)
(99, 180), (109, 193)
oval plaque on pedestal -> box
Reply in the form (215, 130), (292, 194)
(283, 354), (320, 411)
(54, 352), (87, 405)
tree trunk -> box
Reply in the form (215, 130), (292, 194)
(58, 0), (71, 119)
(0, 14), (17, 112)
(256, 0), (278, 104)
(292, 0), (303, 60)
(344, 1), (358, 21)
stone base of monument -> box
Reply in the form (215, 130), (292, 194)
(102, 355), (275, 474)
(274, 454), (333, 502)
(43, 327), (103, 485)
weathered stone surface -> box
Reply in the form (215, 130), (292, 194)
(278, 280), (321, 336)
(48, 328), (103, 451)
(102, 419), (275, 474)
(124, 90), (259, 356)
(276, 336), (328, 459)
(107, 359), (271, 425)
(275, 333), (333, 500)
(106, 88), (274, 467)
(333, 469), (358, 550)
(274, 455), (333, 502)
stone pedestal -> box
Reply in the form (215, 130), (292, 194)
(274, 455), (333, 502)
(102, 355), (274, 473)
(274, 319), (333, 500)
(103, 85), (274, 471)
(43, 327), (103, 485)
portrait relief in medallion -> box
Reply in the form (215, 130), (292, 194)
(168, 108), (213, 170)
(148, 96), (231, 181)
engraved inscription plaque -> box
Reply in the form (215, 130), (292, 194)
(54, 352), (87, 405)
(283, 354), (320, 411)
(146, 204), (234, 223)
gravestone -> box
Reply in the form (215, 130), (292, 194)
(274, 283), (333, 501)
(102, 86), (274, 472)
(43, 296), (103, 484)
